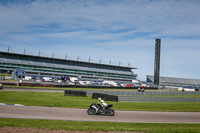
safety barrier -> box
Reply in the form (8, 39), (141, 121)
(0, 82), (158, 90)
(85, 90), (200, 96)
(0, 84), (3, 89)
(118, 96), (200, 102)
(64, 90), (86, 97)
(92, 93), (118, 102)
(57, 85), (158, 90)
(86, 90), (200, 102)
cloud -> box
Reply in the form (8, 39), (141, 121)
(0, 0), (200, 81)
(1, 0), (200, 34)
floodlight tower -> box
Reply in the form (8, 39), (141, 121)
(154, 38), (161, 87)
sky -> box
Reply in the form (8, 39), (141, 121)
(0, 0), (200, 81)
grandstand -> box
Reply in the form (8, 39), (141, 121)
(147, 75), (200, 88)
(0, 51), (137, 82)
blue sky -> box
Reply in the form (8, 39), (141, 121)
(0, 0), (200, 81)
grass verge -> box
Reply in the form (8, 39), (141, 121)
(0, 118), (200, 133)
(0, 91), (200, 112)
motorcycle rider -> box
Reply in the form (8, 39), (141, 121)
(87, 98), (114, 116)
(97, 97), (107, 110)
(93, 98), (108, 114)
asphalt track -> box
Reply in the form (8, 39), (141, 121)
(1, 105), (200, 123)
(1, 87), (200, 123)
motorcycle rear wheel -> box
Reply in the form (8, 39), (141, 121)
(87, 108), (96, 115)
(106, 109), (115, 116)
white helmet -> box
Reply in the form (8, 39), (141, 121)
(98, 98), (102, 101)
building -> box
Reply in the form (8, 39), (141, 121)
(147, 75), (200, 88)
(0, 51), (137, 82)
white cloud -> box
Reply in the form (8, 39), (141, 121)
(1, 0), (200, 34)
(0, 0), (200, 81)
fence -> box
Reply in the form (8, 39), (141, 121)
(64, 90), (200, 102)
(85, 90), (200, 96)
(118, 96), (200, 102)
(85, 90), (200, 102)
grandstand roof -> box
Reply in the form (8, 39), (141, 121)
(0, 51), (137, 70)
(147, 75), (200, 87)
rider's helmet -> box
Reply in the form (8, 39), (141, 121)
(98, 98), (102, 102)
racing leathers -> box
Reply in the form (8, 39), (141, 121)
(98, 99), (107, 109)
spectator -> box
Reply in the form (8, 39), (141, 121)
(137, 87), (141, 92)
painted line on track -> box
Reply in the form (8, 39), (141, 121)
(0, 103), (24, 106)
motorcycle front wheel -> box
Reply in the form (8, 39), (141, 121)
(87, 108), (96, 115)
(105, 109), (115, 116)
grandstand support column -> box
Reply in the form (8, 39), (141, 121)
(88, 56), (91, 62)
(65, 54), (67, 59)
(99, 58), (101, 64)
(38, 50), (40, 56)
(8, 45), (10, 53)
(154, 38), (161, 87)
(24, 48), (26, 55)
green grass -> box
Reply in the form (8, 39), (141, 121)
(0, 91), (200, 112)
(116, 102), (200, 112)
(0, 118), (200, 133)
(0, 91), (92, 108)
(1, 91), (200, 132)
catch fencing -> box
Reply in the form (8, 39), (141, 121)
(85, 90), (200, 96)
(118, 96), (200, 102)
(85, 90), (200, 102)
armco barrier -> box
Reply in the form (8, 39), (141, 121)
(64, 90), (86, 97)
(86, 90), (200, 96)
(92, 93), (118, 102)
(118, 96), (200, 102)
(87, 90), (200, 102)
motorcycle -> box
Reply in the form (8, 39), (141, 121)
(87, 102), (115, 116)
